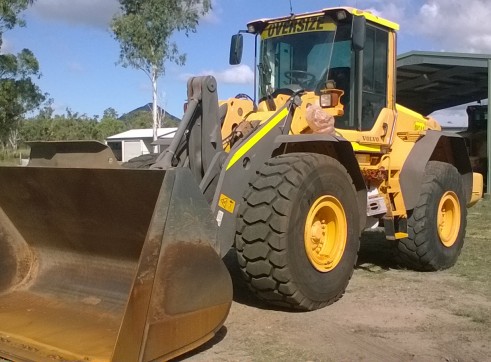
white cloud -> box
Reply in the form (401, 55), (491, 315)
(349, 0), (411, 27)
(30, 0), (120, 29)
(350, 0), (491, 53)
(430, 108), (468, 127)
(415, 0), (491, 53)
(201, 0), (222, 24)
(213, 65), (254, 84)
(420, 2), (438, 18)
(30, 0), (219, 29)
(182, 64), (254, 84)
(363, 4), (405, 26)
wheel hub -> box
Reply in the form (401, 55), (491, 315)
(304, 195), (347, 272)
(437, 191), (461, 248)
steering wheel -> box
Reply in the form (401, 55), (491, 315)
(284, 70), (316, 89)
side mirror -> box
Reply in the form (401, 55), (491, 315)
(229, 34), (243, 65)
(352, 16), (366, 51)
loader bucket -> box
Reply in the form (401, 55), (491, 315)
(0, 151), (232, 361)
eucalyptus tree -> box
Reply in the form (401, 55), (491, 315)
(0, 0), (44, 150)
(0, 0), (35, 38)
(111, 0), (211, 150)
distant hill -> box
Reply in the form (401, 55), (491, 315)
(119, 103), (181, 126)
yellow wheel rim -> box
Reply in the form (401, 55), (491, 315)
(304, 195), (347, 272)
(437, 191), (461, 248)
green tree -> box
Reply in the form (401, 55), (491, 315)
(102, 107), (118, 120)
(123, 110), (153, 129)
(37, 97), (55, 120)
(20, 107), (101, 144)
(97, 107), (125, 139)
(0, 48), (45, 149)
(0, 0), (35, 35)
(111, 0), (210, 151)
(0, 0), (43, 150)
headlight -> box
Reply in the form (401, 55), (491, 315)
(320, 93), (333, 108)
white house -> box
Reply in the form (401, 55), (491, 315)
(106, 128), (177, 162)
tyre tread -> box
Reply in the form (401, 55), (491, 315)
(236, 153), (359, 310)
(394, 161), (467, 271)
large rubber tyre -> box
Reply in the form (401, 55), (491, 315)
(235, 153), (360, 311)
(121, 154), (159, 169)
(395, 161), (467, 271)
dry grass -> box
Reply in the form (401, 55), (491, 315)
(0, 148), (29, 166)
(451, 197), (491, 295)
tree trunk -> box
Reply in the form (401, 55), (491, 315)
(8, 128), (19, 151)
(152, 67), (159, 153)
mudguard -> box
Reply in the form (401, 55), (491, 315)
(274, 133), (367, 233)
(399, 130), (473, 211)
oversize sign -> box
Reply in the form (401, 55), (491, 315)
(261, 16), (335, 39)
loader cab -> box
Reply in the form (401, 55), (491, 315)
(257, 16), (354, 124)
(235, 8), (399, 143)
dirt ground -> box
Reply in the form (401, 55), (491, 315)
(177, 198), (491, 362)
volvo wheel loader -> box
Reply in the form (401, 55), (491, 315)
(0, 6), (483, 361)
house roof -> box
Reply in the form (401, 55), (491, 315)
(106, 128), (177, 140)
(397, 51), (491, 115)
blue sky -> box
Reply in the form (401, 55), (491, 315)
(3, 0), (491, 125)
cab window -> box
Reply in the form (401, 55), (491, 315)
(361, 26), (388, 130)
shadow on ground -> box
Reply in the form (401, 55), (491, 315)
(222, 248), (273, 310)
(357, 229), (399, 270)
(223, 229), (400, 309)
(170, 326), (228, 361)
(172, 230), (401, 360)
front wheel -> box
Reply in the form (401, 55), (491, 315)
(235, 153), (360, 311)
(394, 161), (467, 271)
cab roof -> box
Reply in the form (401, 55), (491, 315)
(247, 7), (400, 33)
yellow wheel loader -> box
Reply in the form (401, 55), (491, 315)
(0, 6), (483, 361)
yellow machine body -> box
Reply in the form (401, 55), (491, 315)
(220, 7), (482, 230)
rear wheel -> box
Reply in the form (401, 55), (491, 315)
(235, 153), (360, 311)
(394, 161), (467, 271)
